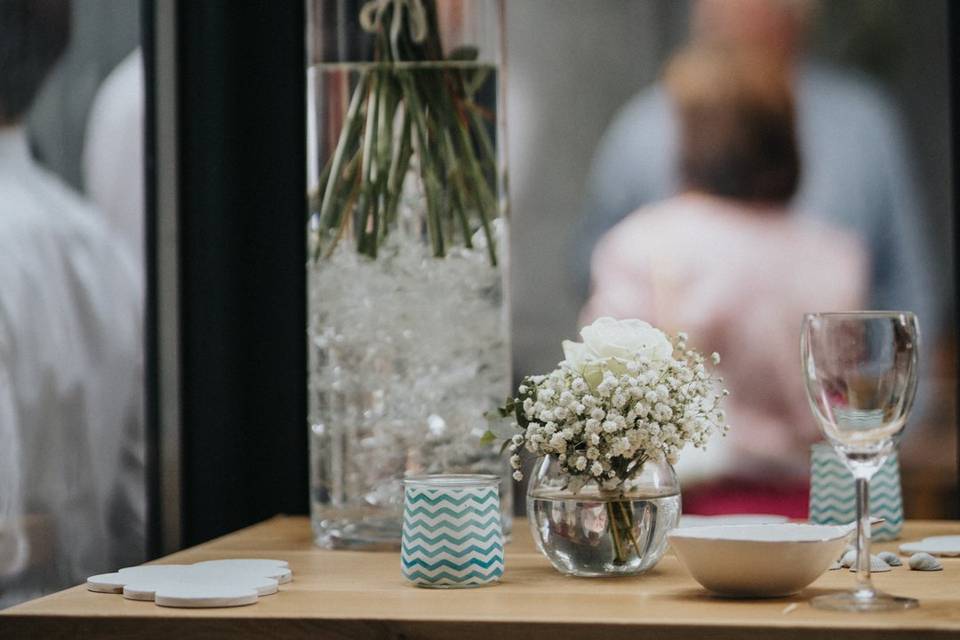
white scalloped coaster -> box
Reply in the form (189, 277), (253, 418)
(87, 559), (291, 608)
(899, 535), (960, 557)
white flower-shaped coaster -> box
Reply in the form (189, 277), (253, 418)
(678, 514), (789, 528)
(193, 558), (292, 583)
(87, 559), (291, 608)
(899, 535), (960, 557)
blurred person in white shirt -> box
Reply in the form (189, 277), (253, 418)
(0, 0), (144, 607)
(83, 48), (143, 271)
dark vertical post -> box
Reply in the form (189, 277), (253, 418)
(141, 0), (161, 559)
(174, 2), (308, 546)
(952, 0), (960, 516)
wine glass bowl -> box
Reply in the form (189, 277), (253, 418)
(800, 311), (919, 612)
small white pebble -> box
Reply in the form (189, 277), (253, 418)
(877, 551), (902, 567)
(840, 550), (857, 568)
(909, 552), (943, 571)
(846, 554), (891, 572)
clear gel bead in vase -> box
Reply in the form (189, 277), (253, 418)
(306, 0), (511, 549)
(528, 454), (681, 577)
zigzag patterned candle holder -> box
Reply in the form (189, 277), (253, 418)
(401, 475), (504, 588)
(809, 443), (904, 541)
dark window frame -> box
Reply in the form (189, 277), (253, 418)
(144, 0), (308, 552)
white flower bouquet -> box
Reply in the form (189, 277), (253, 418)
(484, 317), (728, 567)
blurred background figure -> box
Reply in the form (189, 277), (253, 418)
(83, 48), (144, 270)
(0, 0), (143, 607)
(544, 0), (952, 515)
(583, 46), (867, 516)
(575, 0), (933, 335)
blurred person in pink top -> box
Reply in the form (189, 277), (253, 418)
(583, 46), (867, 517)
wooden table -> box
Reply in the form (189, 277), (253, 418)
(3, 517), (960, 639)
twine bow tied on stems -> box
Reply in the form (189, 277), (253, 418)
(360, 0), (428, 50)
(311, 0), (500, 266)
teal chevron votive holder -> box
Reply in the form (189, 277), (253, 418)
(809, 443), (904, 540)
(401, 474), (504, 588)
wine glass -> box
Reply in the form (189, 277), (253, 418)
(800, 311), (919, 612)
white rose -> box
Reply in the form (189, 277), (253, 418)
(561, 339), (591, 370)
(580, 317), (672, 363)
(562, 339), (605, 388)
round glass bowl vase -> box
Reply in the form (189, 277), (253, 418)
(527, 455), (681, 577)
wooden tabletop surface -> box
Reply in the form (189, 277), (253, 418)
(2, 516), (960, 639)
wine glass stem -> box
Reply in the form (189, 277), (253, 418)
(854, 476), (874, 595)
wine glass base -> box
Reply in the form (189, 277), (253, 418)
(812, 591), (918, 612)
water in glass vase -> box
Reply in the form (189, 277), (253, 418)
(529, 493), (681, 577)
(307, 60), (510, 549)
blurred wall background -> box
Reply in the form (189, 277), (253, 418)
(23, 0), (955, 521)
(33, 0), (952, 438)
(507, 0), (683, 377)
(506, 0), (955, 515)
(506, 0), (951, 378)
(30, 0), (953, 396)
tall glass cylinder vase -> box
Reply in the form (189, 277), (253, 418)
(306, 0), (510, 549)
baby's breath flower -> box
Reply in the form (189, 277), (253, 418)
(497, 326), (726, 488)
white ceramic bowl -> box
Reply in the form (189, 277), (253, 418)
(668, 523), (850, 598)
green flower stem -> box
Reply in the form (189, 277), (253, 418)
(385, 111), (412, 227)
(606, 498), (642, 565)
(323, 161), (363, 259)
(317, 71), (368, 234)
(606, 501), (626, 564)
(420, 62), (498, 265)
(466, 101), (497, 178)
(453, 116), (497, 266)
(618, 500), (643, 559)
(355, 71), (381, 255)
(450, 177), (474, 249)
(374, 73), (398, 245)
(441, 128), (474, 248)
(399, 72), (445, 257)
